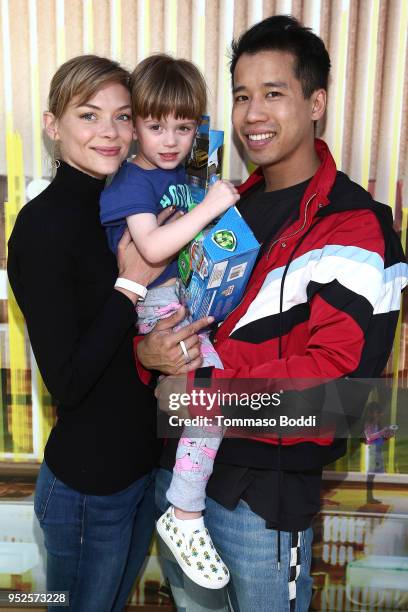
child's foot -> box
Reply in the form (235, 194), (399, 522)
(157, 505), (230, 589)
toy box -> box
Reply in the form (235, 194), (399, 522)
(178, 206), (260, 321)
(179, 116), (260, 321)
(185, 115), (223, 204)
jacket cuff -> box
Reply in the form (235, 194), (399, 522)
(187, 367), (225, 417)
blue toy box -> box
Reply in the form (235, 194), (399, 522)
(179, 116), (260, 321)
(179, 206), (260, 321)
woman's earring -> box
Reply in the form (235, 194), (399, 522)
(51, 142), (60, 170)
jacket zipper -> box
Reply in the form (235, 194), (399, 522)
(266, 192), (317, 259)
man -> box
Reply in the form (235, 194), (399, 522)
(138, 15), (407, 611)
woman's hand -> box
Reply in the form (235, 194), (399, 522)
(137, 306), (214, 375)
(117, 229), (164, 287)
(116, 206), (182, 303)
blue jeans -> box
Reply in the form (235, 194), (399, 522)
(156, 468), (313, 612)
(35, 461), (156, 612)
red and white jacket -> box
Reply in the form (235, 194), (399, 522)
(187, 139), (408, 449)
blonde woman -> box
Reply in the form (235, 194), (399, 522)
(7, 55), (208, 611)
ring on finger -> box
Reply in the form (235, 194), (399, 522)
(179, 340), (191, 364)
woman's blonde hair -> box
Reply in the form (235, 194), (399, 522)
(130, 54), (207, 121)
(48, 54), (130, 118)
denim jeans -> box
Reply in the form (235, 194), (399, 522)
(155, 468), (313, 612)
(34, 461), (156, 612)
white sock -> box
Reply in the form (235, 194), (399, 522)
(171, 507), (205, 534)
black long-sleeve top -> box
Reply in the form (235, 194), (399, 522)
(7, 161), (161, 494)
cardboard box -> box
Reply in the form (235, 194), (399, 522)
(178, 206), (260, 321)
(179, 115), (260, 321)
(185, 115), (223, 204)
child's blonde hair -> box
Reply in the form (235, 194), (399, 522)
(130, 54), (207, 121)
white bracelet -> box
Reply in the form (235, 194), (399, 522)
(114, 277), (147, 300)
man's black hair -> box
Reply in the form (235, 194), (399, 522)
(230, 15), (331, 98)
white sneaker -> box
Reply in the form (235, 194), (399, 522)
(157, 506), (230, 589)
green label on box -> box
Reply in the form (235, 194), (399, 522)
(211, 229), (237, 252)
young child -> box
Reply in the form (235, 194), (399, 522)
(100, 54), (239, 589)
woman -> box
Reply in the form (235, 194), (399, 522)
(7, 55), (205, 612)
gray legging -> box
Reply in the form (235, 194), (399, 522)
(138, 281), (224, 513)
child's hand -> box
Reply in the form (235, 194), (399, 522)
(202, 180), (240, 216)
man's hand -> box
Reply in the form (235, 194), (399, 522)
(137, 306), (214, 375)
(155, 374), (189, 416)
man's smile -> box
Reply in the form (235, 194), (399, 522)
(247, 132), (276, 141)
(245, 131), (277, 149)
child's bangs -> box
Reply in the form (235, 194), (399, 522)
(136, 76), (202, 121)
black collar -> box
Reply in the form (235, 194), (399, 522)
(52, 160), (106, 200)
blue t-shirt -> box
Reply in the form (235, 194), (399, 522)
(100, 161), (194, 288)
